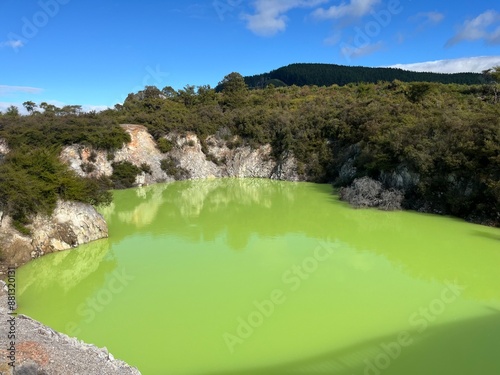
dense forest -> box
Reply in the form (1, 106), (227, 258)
(243, 63), (486, 88)
(0, 67), (499, 232)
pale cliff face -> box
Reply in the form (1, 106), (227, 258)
(60, 124), (300, 186)
(0, 200), (108, 269)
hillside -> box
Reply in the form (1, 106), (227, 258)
(243, 63), (485, 88)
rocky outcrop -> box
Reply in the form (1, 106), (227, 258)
(60, 145), (113, 179)
(62, 125), (301, 185)
(60, 124), (171, 185)
(0, 201), (108, 271)
(114, 124), (170, 184)
(380, 165), (420, 192)
(168, 133), (283, 179)
(168, 132), (300, 181)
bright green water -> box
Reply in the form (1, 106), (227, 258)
(17, 179), (500, 375)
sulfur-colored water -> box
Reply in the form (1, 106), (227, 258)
(17, 179), (500, 375)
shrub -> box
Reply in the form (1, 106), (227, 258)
(0, 148), (112, 225)
(160, 157), (190, 180)
(80, 162), (95, 174)
(13, 219), (31, 236)
(140, 163), (152, 174)
(226, 138), (243, 150)
(111, 161), (141, 189)
(339, 177), (403, 211)
(206, 153), (223, 166)
(88, 150), (98, 163)
(157, 138), (174, 153)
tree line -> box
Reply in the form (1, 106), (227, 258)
(243, 63), (486, 89)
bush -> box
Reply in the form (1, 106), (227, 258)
(160, 157), (190, 180)
(206, 153), (223, 166)
(111, 161), (141, 189)
(157, 138), (174, 153)
(339, 177), (403, 211)
(13, 219), (31, 236)
(0, 148), (112, 224)
(140, 163), (152, 174)
(80, 162), (95, 174)
(88, 150), (98, 163)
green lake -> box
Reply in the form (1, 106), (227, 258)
(17, 179), (500, 375)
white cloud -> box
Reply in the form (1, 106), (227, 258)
(388, 56), (500, 74)
(313, 0), (381, 20)
(324, 31), (343, 45)
(447, 10), (500, 47)
(341, 40), (384, 59)
(412, 11), (444, 26)
(81, 105), (111, 113)
(0, 40), (25, 49)
(0, 102), (23, 114)
(420, 11), (443, 24)
(242, 0), (328, 36)
(0, 85), (43, 96)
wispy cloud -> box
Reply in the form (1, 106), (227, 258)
(388, 56), (500, 73)
(0, 40), (25, 49)
(446, 10), (500, 47)
(313, 0), (381, 20)
(411, 11), (444, 27)
(242, 0), (328, 36)
(0, 85), (43, 96)
(341, 41), (384, 59)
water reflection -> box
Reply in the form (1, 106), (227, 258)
(101, 179), (500, 301)
(18, 239), (117, 328)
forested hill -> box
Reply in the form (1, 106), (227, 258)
(243, 63), (484, 88)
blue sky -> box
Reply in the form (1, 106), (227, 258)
(1, 0), (499, 112)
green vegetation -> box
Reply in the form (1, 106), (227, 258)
(0, 112), (130, 150)
(140, 163), (152, 175)
(2, 66), (499, 227)
(0, 109), (128, 227)
(111, 161), (142, 189)
(157, 138), (174, 153)
(0, 147), (112, 231)
(160, 157), (190, 180)
(243, 63), (484, 88)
